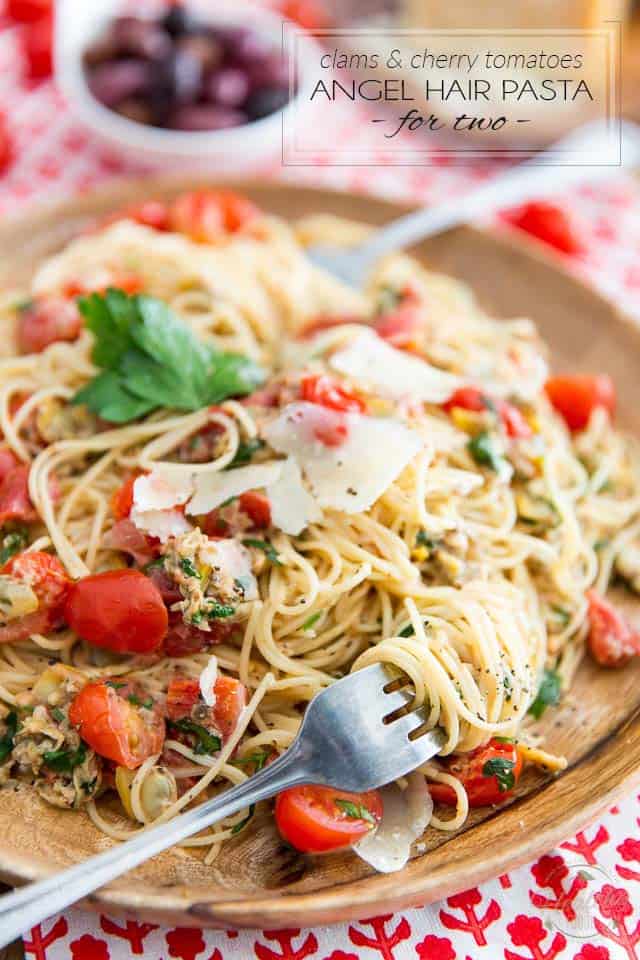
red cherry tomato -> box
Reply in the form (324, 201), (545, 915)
(275, 785), (383, 853)
(373, 288), (422, 349)
(429, 738), (524, 808)
(545, 374), (616, 433)
(501, 201), (583, 256)
(0, 113), (13, 177)
(23, 13), (53, 80)
(238, 491), (271, 528)
(443, 387), (532, 439)
(300, 374), (365, 414)
(17, 296), (82, 354)
(169, 190), (259, 243)
(0, 551), (71, 644)
(166, 674), (246, 741)
(0, 464), (36, 527)
(110, 475), (138, 521)
(587, 591), (640, 667)
(6, 0), (51, 21)
(69, 680), (165, 769)
(64, 569), (168, 653)
(122, 201), (170, 232)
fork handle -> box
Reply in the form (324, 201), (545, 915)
(0, 742), (308, 948)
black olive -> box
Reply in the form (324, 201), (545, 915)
(245, 87), (289, 121)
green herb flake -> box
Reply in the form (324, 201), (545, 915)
(242, 538), (282, 566)
(72, 290), (265, 424)
(127, 693), (153, 709)
(233, 749), (271, 772)
(168, 718), (221, 756)
(81, 777), (98, 795)
(180, 558), (200, 579)
(51, 707), (66, 724)
(0, 711), (18, 763)
(415, 529), (436, 549)
(43, 742), (87, 774)
(231, 803), (256, 835)
(105, 680), (127, 690)
(207, 603), (235, 620)
(482, 756), (516, 792)
(0, 528), (28, 567)
(335, 798), (376, 824)
(302, 611), (322, 631)
(226, 437), (265, 469)
(528, 668), (561, 720)
(468, 431), (503, 472)
(399, 624), (415, 638)
(551, 605), (571, 627)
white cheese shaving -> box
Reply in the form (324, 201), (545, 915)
(187, 463), (282, 516)
(263, 403), (422, 514)
(265, 456), (322, 536)
(205, 539), (259, 602)
(130, 507), (192, 543)
(354, 773), (433, 874)
(199, 656), (218, 706)
(330, 328), (462, 404)
(133, 470), (194, 512)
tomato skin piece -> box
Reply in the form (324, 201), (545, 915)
(110, 475), (138, 521)
(373, 288), (422, 349)
(545, 374), (616, 432)
(0, 464), (36, 527)
(17, 296), (81, 354)
(501, 201), (583, 256)
(64, 569), (168, 654)
(238, 491), (271, 529)
(69, 680), (165, 769)
(300, 374), (365, 414)
(166, 675), (246, 741)
(275, 785), (383, 853)
(587, 591), (640, 667)
(442, 387), (531, 439)
(169, 190), (259, 243)
(429, 738), (524, 808)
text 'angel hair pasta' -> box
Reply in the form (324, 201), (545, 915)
(0, 189), (638, 869)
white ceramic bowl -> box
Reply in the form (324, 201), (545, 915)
(55, 0), (318, 172)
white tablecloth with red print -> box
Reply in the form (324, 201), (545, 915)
(2, 10), (640, 960)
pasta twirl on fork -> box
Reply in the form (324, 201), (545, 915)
(0, 191), (638, 869)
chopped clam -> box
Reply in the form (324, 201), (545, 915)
(0, 576), (38, 625)
(116, 765), (178, 823)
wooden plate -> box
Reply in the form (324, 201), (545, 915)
(1, 180), (640, 929)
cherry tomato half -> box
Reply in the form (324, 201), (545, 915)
(545, 374), (616, 433)
(110, 474), (138, 521)
(169, 190), (259, 243)
(64, 569), (168, 653)
(275, 785), (383, 853)
(300, 373), (365, 414)
(17, 296), (81, 354)
(0, 551), (71, 644)
(69, 680), (165, 769)
(443, 387), (532, 439)
(429, 737), (524, 808)
(166, 674), (246, 742)
(587, 591), (640, 667)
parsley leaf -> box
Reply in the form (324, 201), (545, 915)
(73, 290), (265, 423)
(335, 798), (376, 824)
(226, 437), (265, 469)
(51, 707), (66, 724)
(0, 711), (18, 763)
(43, 742), (87, 773)
(0, 528), (28, 567)
(105, 680), (127, 690)
(482, 756), (516, 792)
(208, 602), (235, 619)
(127, 693), (153, 709)
(168, 718), (221, 755)
(399, 624), (415, 637)
(302, 611), (322, 631)
(180, 558), (200, 579)
(528, 669), (561, 719)
(468, 431), (503, 471)
(242, 538), (282, 565)
(415, 529), (436, 549)
(233, 749), (271, 772)
(231, 803), (255, 835)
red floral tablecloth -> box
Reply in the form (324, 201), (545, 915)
(1, 11), (640, 959)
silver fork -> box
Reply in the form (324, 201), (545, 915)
(0, 664), (443, 945)
(307, 120), (640, 288)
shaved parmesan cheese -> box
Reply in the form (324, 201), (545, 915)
(187, 463), (282, 516)
(205, 539), (258, 602)
(330, 329), (462, 404)
(263, 403), (422, 514)
(199, 656), (218, 706)
(130, 507), (191, 543)
(133, 470), (193, 512)
(266, 456), (322, 535)
(354, 773), (433, 874)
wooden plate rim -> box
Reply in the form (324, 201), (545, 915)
(1, 178), (639, 928)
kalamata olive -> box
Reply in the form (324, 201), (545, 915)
(177, 32), (223, 73)
(112, 16), (172, 61)
(221, 27), (273, 65)
(168, 48), (203, 104)
(88, 60), (151, 109)
(170, 104), (247, 131)
(205, 67), (250, 108)
(162, 3), (195, 37)
(247, 54), (290, 92)
(116, 98), (154, 125)
(245, 87), (289, 121)
(83, 36), (119, 68)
